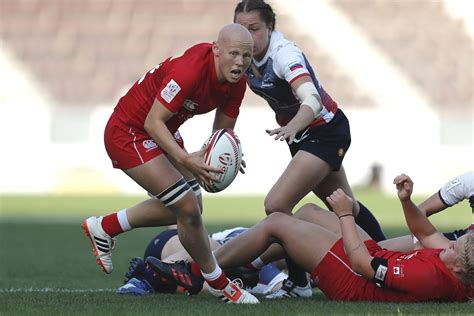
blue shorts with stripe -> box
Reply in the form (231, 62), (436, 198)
(289, 109), (351, 171)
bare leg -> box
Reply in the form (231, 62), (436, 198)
(259, 203), (372, 264)
(214, 213), (339, 272)
(161, 236), (221, 261)
(264, 151), (331, 215)
(312, 165), (360, 215)
(124, 155), (216, 273)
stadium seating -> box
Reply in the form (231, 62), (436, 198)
(0, 0), (471, 112)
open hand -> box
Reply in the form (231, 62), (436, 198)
(266, 125), (298, 144)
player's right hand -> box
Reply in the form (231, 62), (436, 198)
(326, 188), (353, 217)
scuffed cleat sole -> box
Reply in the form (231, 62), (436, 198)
(81, 219), (111, 274)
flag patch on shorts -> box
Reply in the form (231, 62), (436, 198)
(161, 79), (181, 103)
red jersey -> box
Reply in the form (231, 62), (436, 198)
(311, 239), (469, 302)
(113, 43), (247, 134)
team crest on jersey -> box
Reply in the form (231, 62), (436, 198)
(261, 72), (275, 88)
(161, 79), (181, 103)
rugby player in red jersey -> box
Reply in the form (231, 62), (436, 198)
(149, 174), (473, 302)
(82, 23), (259, 304)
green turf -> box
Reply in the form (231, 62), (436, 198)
(0, 192), (472, 315)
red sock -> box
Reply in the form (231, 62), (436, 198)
(205, 272), (229, 290)
(101, 213), (123, 237)
(190, 262), (202, 277)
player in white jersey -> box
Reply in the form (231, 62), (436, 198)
(117, 227), (287, 296)
(418, 171), (474, 240)
(421, 171), (474, 217)
(232, 0), (385, 298)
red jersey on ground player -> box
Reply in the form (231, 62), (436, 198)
(312, 239), (469, 302)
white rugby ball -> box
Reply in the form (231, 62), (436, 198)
(201, 128), (242, 193)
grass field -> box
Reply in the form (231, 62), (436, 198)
(1, 191), (473, 315)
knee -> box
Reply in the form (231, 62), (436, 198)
(172, 194), (202, 227)
(260, 212), (288, 230)
(294, 203), (318, 220)
(264, 196), (291, 215)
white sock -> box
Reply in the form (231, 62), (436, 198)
(117, 209), (132, 231)
(201, 253), (223, 281)
(250, 257), (265, 270)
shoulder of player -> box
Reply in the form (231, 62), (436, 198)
(164, 44), (211, 85)
(270, 31), (304, 61)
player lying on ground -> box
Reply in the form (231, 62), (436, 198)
(380, 171), (474, 252)
(118, 171), (473, 298)
(147, 174), (474, 302)
(117, 227), (287, 295)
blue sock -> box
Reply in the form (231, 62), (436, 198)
(355, 201), (386, 241)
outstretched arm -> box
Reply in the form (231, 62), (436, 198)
(419, 171), (474, 217)
(326, 189), (375, 279)
(393, 174), (450, 249)
(266, 76), (322, 144)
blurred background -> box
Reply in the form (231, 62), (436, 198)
(0, 0), (472, 198)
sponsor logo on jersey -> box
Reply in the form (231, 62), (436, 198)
(161, 79), (181, 103)
(289, 62), (303, 71)
(174, 131), (182, 141)
(183, 99), (197, 111)
(446, 177), (461, 191)
(143, 139), (158, 151)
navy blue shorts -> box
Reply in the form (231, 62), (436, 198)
(443, 228), (467, 240)
(288, 109), (351, 171)
(144, 229), (178, 259)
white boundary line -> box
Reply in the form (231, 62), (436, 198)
(0, 288), (116, 293)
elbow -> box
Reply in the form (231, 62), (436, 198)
(350, 260), (366, 275)
(144, 114), (154, 135)
(348, 254), (374, 279)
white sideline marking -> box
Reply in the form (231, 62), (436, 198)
(0, 288), (116, 293)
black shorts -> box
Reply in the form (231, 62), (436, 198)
(144, 229), (178, 259)
(289, 109), (351, 171)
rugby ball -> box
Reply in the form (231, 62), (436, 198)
(201, 128), (242, 193)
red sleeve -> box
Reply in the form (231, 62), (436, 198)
(219, 78), (246, 118)
(155, 66), (198, 113)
